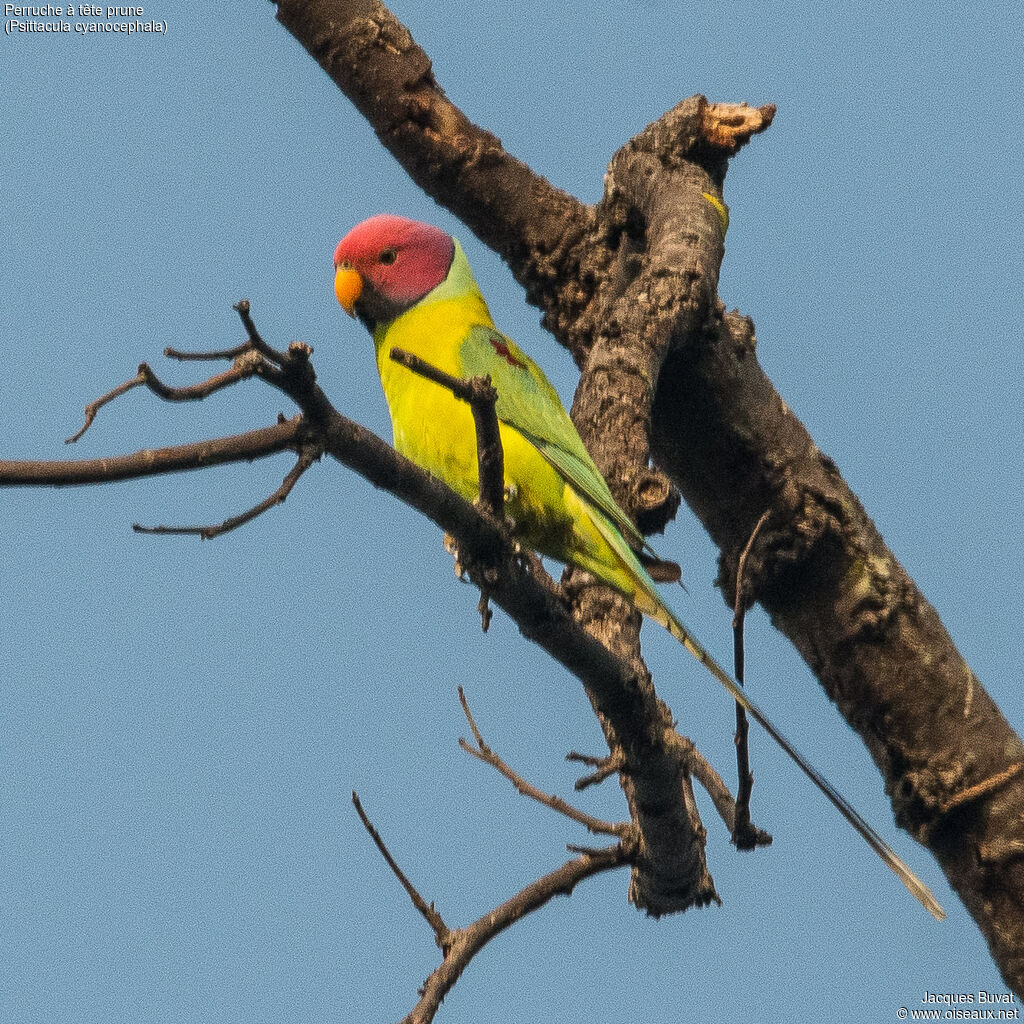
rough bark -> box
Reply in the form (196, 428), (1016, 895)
(651, 311), (1024, 986)
(273, 0), (1024, 990)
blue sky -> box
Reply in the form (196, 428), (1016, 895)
(2, 1), (1021, 1021)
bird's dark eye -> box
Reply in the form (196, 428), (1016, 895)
(379, 248), (397, 265)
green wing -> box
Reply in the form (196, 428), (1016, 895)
(458, 324), (648, 552)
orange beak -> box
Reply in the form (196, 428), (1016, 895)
(334, 265), (363, 317)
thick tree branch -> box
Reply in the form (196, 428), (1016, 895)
(651, 312), (1024, 988)
(273, 0), (1023, 988)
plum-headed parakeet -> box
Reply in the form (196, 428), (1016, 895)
(332, 213), (943, 920)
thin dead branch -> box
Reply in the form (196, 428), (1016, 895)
(234, 298), (291, 365)
(1, 418), (308, 488)
(458, 687), (629, 839)
(65, 357), (264, 445)
(165, 341), (252, 362)
(133, 443), (322, 539)
(403, 844), (629, 1024)
(567, 750), (624, 791)
(65, 369), (147, 444)
(138, 359), (263, 403)
(352, 792), (451, 950)
(354, 692), (634, 1024)
(731, 510), (773, 850)
(388, 346), (505, 519)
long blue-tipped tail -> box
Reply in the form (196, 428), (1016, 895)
(640, 589), (945, 921)
(546, 446), (943, 917)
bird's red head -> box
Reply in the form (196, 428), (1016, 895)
(333, 214), (455, 328)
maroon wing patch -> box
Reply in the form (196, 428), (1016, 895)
(489, 336), (526, 370)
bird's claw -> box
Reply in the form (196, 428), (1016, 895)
(443, 532), (467, 580)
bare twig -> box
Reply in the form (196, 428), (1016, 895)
(458, 687), (628, 838)
(133, 444), (322, 539)
(234, 298), (291, 365)
(65, 357), (263, 445)
(567, 750), (624, 791)
(351, 792), (450, 951)
(1, 418), (307, 488)
(65, 369), (147, 444)
(34, 305), (328, 542)
(731, 510), (772, 850)
(403, 844), (630, 1024)
(353, 692), (633, 1023)
(388, 346), (505, 518)
(165, 342), (251, 362)
(138, 359), (262, 402)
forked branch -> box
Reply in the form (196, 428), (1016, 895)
(270, 5), (1024, 970)
(354, 691), (635, 1024)
(0, 302), (752, 928)
(458, 686), (630, 840)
